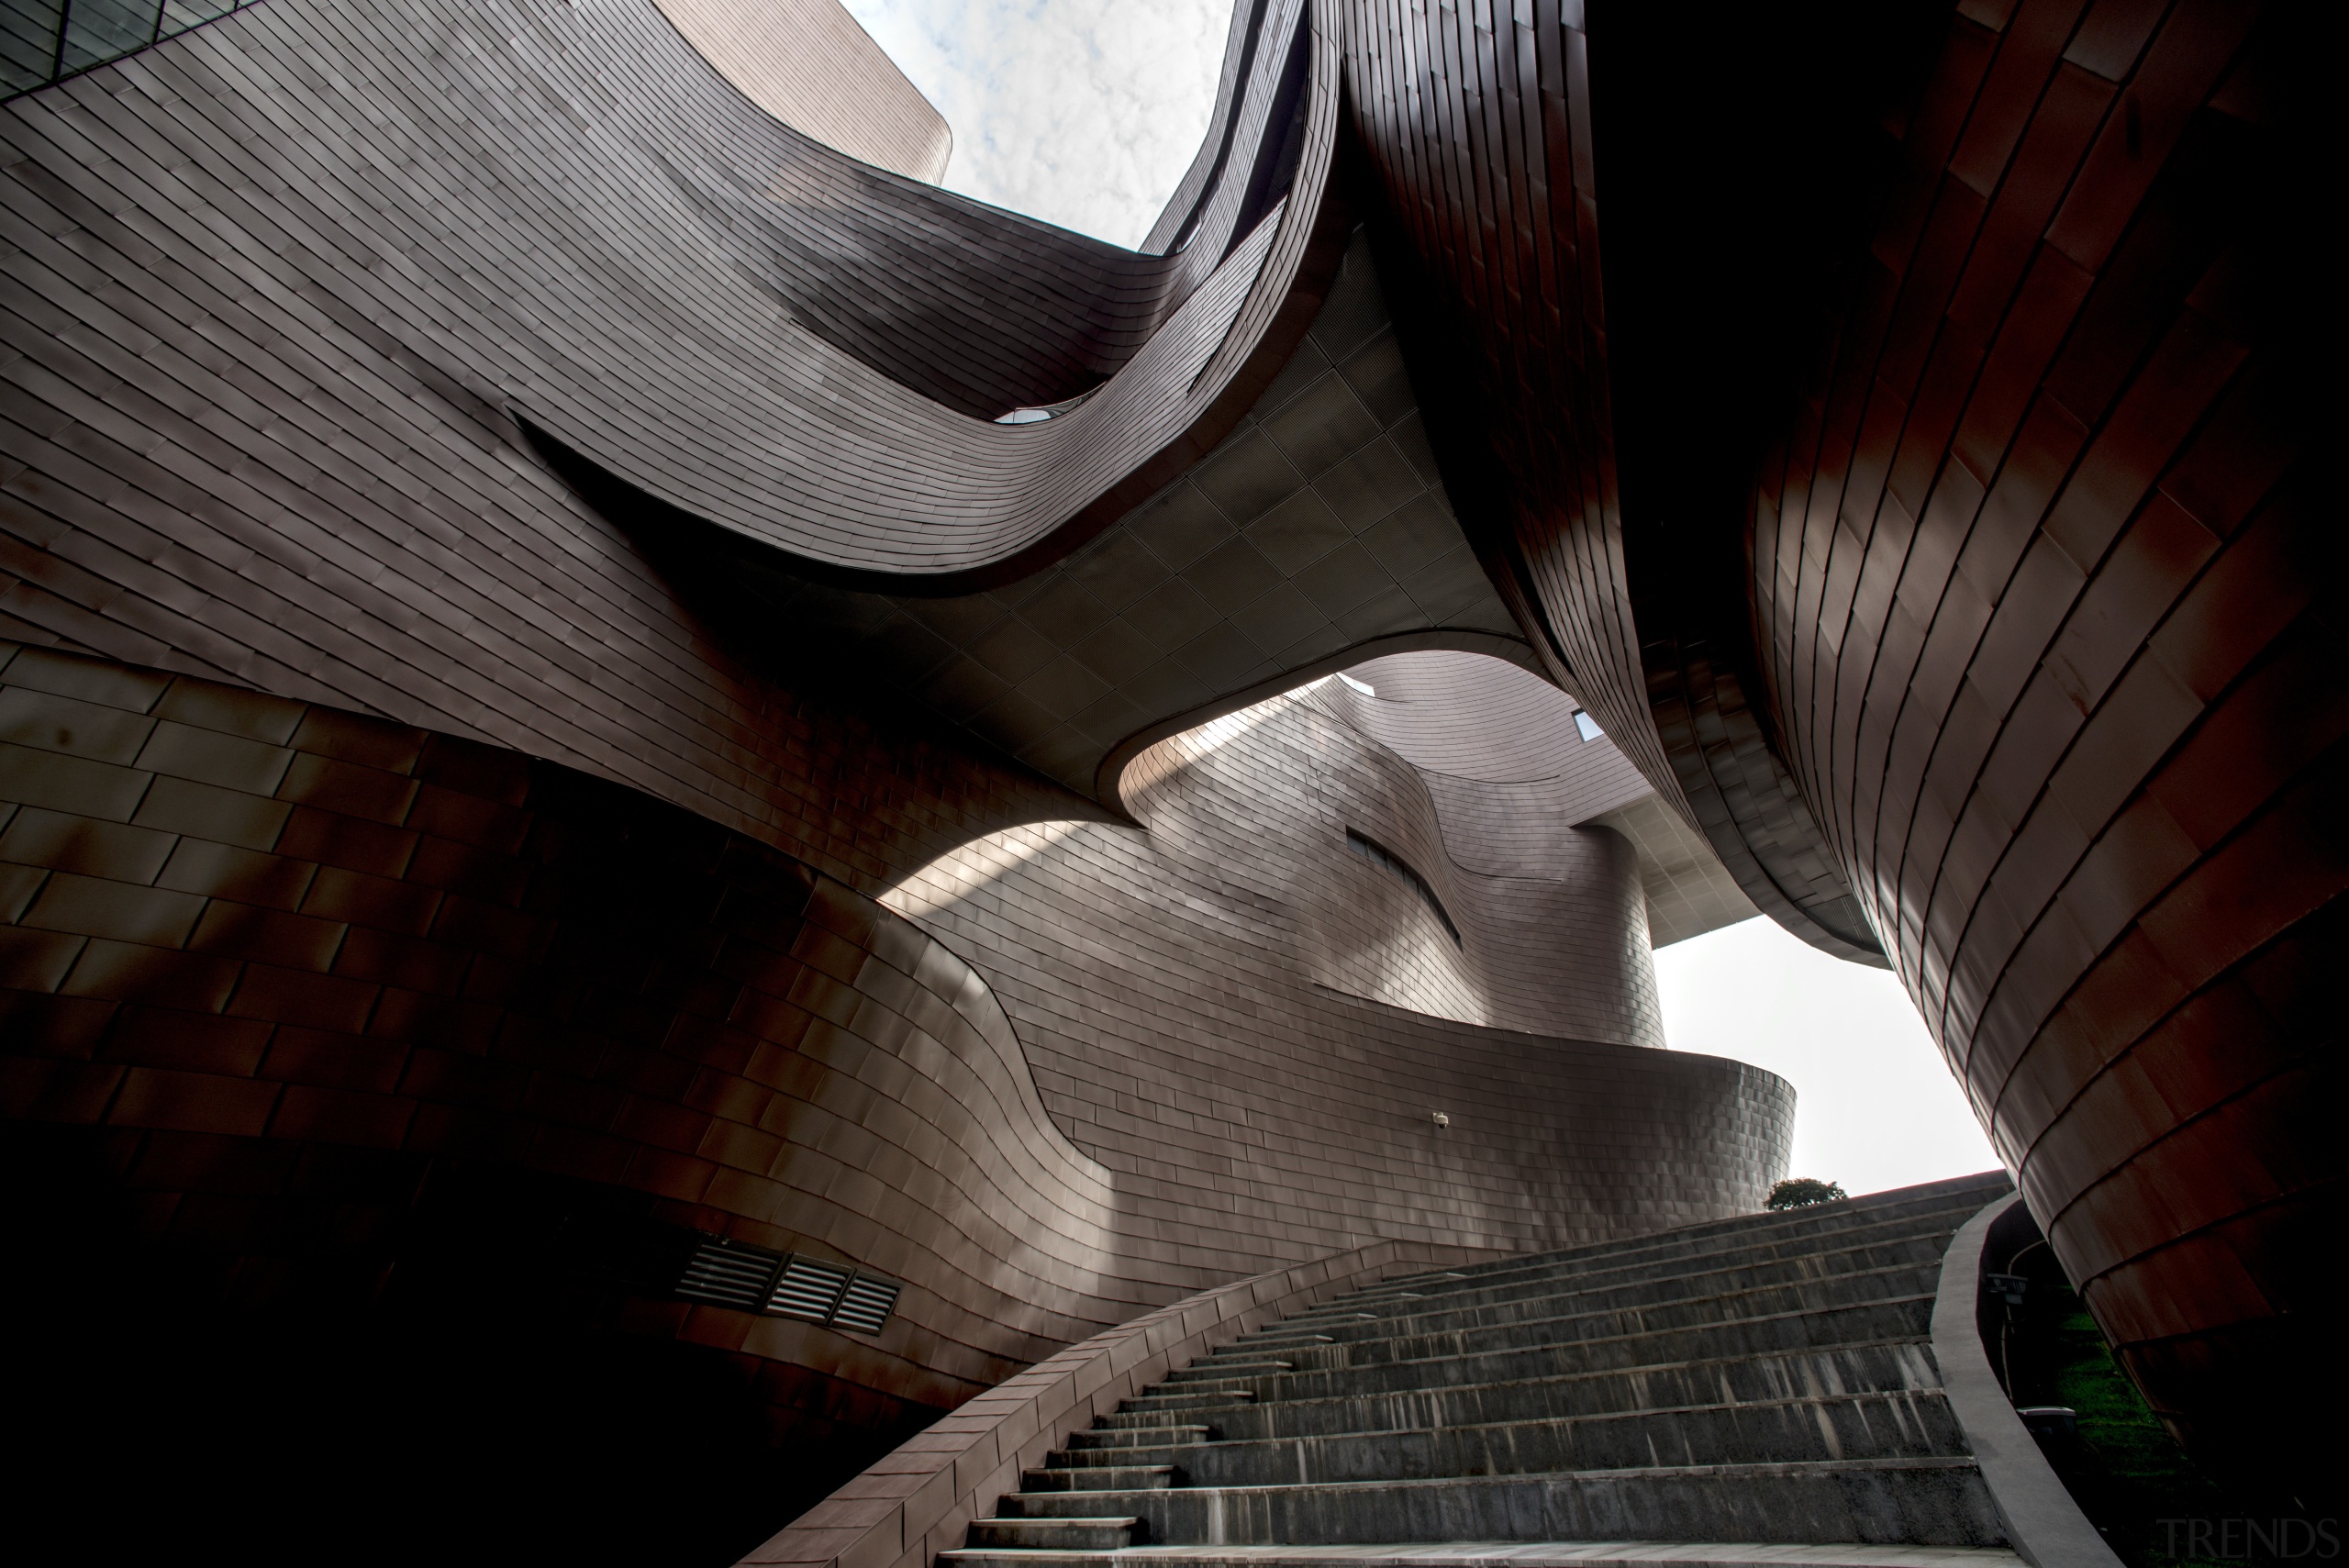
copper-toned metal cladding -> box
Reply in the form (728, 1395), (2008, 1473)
(1744, 0), (2332, 1491)
(0, 0), (2331, 1506)
(1341, 0), (2330, 1490)
(0, 642), (1790, 1439)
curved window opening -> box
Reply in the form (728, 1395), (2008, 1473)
(1345, 828), (1461, 947)
(993, 388), (1098, 425)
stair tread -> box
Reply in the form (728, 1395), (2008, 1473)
(961, 1180), (2012, 1562)
(941, 1541), (2024, 1567)
(1047, 1389), (1957, 1454)
(1013, 1455), (1983, 1499)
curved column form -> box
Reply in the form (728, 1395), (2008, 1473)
(649, 0), (951, 183)
(1297, 671), (1661, 1040)
(1330, 0), (1890, 966)
(890, 676), (1736, 1184)
(0, 643), (1792, 1438)
(1745, 0), (2332, 1493)
(662, 231), (1529, 796)
(1321, 650), (1754, 950)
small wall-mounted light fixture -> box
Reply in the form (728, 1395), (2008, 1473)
(1431, 1111), (1451, 1130)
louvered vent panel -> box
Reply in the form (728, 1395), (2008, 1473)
(675, 1240), (781, 1309)
(766, 1256), (852, 1321)
(830, 1274), (901, 1336)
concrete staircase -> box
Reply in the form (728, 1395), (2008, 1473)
(943, 1173), (2020, 1568)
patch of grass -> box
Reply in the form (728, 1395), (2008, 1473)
(2043, 1308), (2233, 1568)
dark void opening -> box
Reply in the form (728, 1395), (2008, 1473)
(1979, 1206), (2325, 1565)
(2, 1136), (939, 1567)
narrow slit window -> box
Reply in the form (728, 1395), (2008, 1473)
(1345, 829), (1463, 946)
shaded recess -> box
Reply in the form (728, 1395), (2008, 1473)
(685, 234), (1530, 795)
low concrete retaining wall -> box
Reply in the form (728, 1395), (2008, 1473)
(737, 1240), (1513, 1568)
(1931, 1193), (2123, 1568)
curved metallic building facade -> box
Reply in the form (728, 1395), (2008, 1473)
(0, 0), (2330, 1541)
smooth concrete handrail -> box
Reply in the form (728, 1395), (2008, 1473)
(1932, 1193), (2125, 1568)
(737, 1239), (1514, 1568)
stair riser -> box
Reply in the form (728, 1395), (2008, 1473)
(998, 1463), (2006, 1549)
(1119, 1394), (1257, 1416)
(1350, 1182), (2005, 1299)
(1230, 1262), (1943, 1357)
(1045, 1393), (1965, 1486)
(1020, 1467), (1174, 1491)
(1204, 1300), (1936, 1399)
(1340, 1225), (1959, 1316)
(1256, 1241), (1954, 1337)
(1347, 1289), (1934, 1364)
(1166, 1367), (1290, 1385)
(1068, 1427), (1209, 1450)
(965, 1520), (1135, 1551)
(1120, 1341), (1943, 1440)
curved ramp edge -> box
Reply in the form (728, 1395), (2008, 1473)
(1931, 1194), (2124, 1568)
(733, 1240), (1517, 1568)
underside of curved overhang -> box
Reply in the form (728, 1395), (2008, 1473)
(517, 0), (1344, 584)
(569, 228), (1536, 803)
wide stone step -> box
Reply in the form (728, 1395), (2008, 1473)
(1367, 1217), (1964, 1308)
(1072, 1426), (1214, 1450)
(1212, 1298), (1938, 1399)
(1124, 1392), (1261, 1415)
(1353, 1178), (2005, 1298)
(1169, 1362), (1294, 1383)
(967, 1518), (1139, 1551)
(1040, 1392), (1967, 1485)
(996, 1458), (2003, 1548)
(1023, 1466), (1177, 1492)
(940, 1541), (2028, 1568)
(1326, 1222), (1977, 1328)
(1284, 1249), (1949, 1348)
(1108, 1413), (1250, 1433)
(1120, 1340), (1941, 1441)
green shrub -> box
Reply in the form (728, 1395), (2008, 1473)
(1766, 1177), (1847, 1209)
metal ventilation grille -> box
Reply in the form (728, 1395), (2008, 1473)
(675, 1240), (782, 1310)
(765, 1255), (853, 1322)
(829, 1273), (902, 1336)
(672, 1240), (901, 1335)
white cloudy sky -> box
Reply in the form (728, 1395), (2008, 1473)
(833, 0), (2002, 1196)
(841, 0), (1235, 246)
(1656, 918), (1998, 1195)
